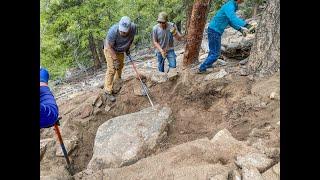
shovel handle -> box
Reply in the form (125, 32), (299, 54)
(54, 123), (71, 166)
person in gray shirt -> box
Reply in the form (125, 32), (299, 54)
(152, 12), (185, 72)
(103, 16), (136, 102)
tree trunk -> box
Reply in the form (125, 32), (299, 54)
(183, 0), (211, 67)
(247, 0), (280, 77)
(97, 39), (106, 65)
(89, 32), (101, 70)
(185, 2), (193, 35)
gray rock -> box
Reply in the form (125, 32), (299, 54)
(239, 58), (249, 65)
(133, 79), (149, 96)
(209, 173), (228, 180)
(210, 129), (259, 162)
(242, 167), (263, 180)
(93, 108), (102, 115)
(87, 105), (172, 170)
(40, 166), (73, 180)
(40, 138), (55, 161)
(235, 152), (273, 172)
(80, 104), (94, 119)
(217, 59), (227, 66)
(104, 105), (111, 112)
(228, 169), (241, 180)
(56, 135), (78, 157)
(240, 67), (249, 76)
(151, 71), (168, 83)
(205, 69), (228, 81)
(167, 69), (179, 80)
(220, 24), (257, 59)
(262, 163), (280, 180)
(76, 138), (231, 180)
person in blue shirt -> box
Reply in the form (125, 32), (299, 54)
(198, 0), (255, 73)
(40, 67), (59, 128)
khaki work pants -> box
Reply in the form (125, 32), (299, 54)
(103, 49), (124, 93)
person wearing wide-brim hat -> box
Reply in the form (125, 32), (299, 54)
(152, 12), (185, 73)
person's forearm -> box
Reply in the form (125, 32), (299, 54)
(106, 43), (118, 60)
(153, 41), (163, 52)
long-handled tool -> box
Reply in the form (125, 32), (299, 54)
(53, 121), (70, 166)
(53, 119), (75, 175)
(128, 55), (154, 107)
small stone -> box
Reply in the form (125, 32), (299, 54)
(228, 169), (241, 180)
(80, 105), (94, 119)
(93, 108), (102, 115)
(270, 92), (276, 99)
(235, 152), (273, 172)
(167, 69), (179, 80)
(180, 131), (184, 134)
(95, 99), (103, 108)
(248, 75), (254, 81)
(240, 68), (249, 76)
(217, 59), (227, 66)
(239, 58), (249, 65)
(104, 105), (111, 112)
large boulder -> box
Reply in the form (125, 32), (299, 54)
(242, 166), (264, 180)
(76, 138), (232, 180)
(87, 105), (172, 170)
(40, 166), (73, 180)
(76, 129), (267, 179)
(40, 138), (55, 161)
(210, 129), (259, 162)
(262, 162), (280, 180)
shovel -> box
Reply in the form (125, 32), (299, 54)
(127, 55), (154, 107)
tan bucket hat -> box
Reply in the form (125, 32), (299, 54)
(157, 12), (168, 23)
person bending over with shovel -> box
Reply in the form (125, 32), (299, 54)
(103, 16), (136, 102)
(40, 67), (59, 128)
(152, 12), (184, 73)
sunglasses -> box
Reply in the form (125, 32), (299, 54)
(158, 21), (166, 24)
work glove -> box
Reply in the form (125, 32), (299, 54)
(113, 59), (120, 70)
(40, 67), (49, 83)
(239, 28), (247, 37)
(245, 23), (256, 33)
(160, 49), (167, 59)
(170, 25), (177, 36)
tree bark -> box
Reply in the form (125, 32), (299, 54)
(183, 0), (211, 67)
(89, 32), (101, 70)
(247, 0), (280, 77)
(185, 1), (193, 35)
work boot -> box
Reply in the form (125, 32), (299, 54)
(196, 69), (208, 74)
(105, 92), (116, 102)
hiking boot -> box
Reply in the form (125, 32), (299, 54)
(196, 69), (209, 74)
(105, 92), (116, 102)
(206, 64), (214, 69)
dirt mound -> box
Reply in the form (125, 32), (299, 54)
(41, 64), (280, 177)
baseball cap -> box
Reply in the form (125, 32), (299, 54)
(119, 16), (131, 32)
